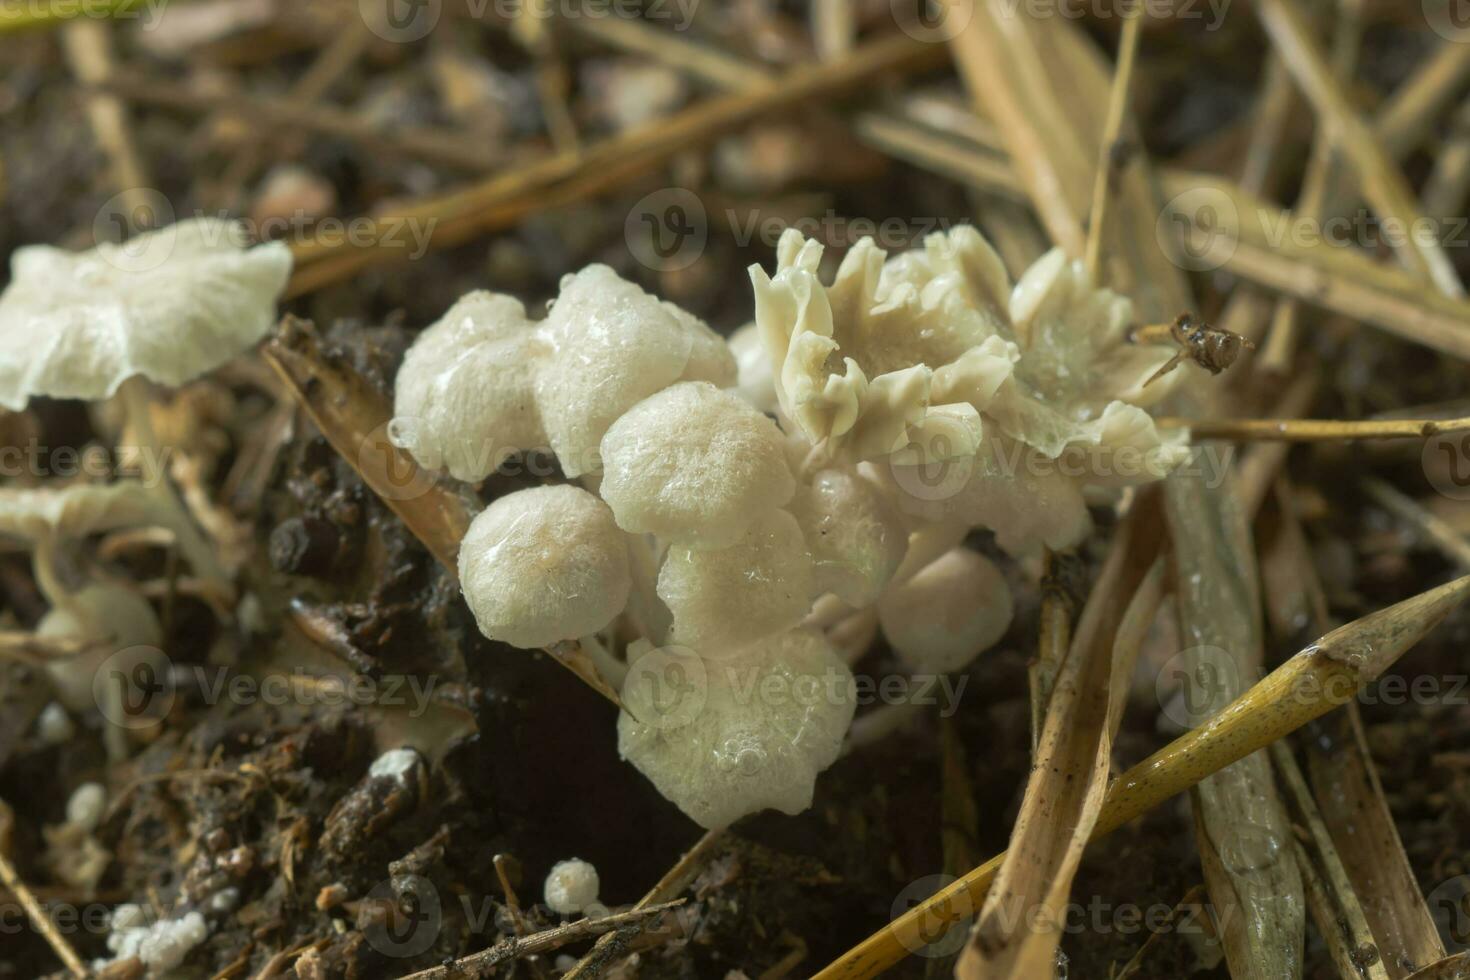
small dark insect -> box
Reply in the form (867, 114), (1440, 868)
(1133, 313), (1256, 387)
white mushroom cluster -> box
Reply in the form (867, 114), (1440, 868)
(396, 227), (1188, 830)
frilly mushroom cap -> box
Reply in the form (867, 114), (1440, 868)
(967, 249), (1186, 474)
(0, 219), (292, 410)
(457, 485), (631, 649)
(878, 548), (1013, 673)
(532, 266), (736, 477)
(599, 381), (796, 550)
(749, 228), (1186, 486)
(748, 226), (1010, 461)
(617, 628), (856, 829)
(789, 468), (906, 607)
(390, 291), (547, 481)
(658, 509), (814, 649)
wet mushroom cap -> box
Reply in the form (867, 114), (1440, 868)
(390, 291), (547, 482)
(658, 508), (814, 650)
(457, 485), (631, 649)
(598, 380), (796, 550)
(531, 265), (735, 477)
(617, 628), (855, 830)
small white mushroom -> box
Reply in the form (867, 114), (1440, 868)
(458, 485), (630, 649)
(658, 509), (814, 650)
(0, 218), (291, 410)
(618, 628), (856, 829)
(39, 582), (164, 712)
(878, 548), (1013, 674)
(789, 468), (906, 608)
(66, 782), (107, 832)
(543, 858), (600, 915)
(35, 702), (76, 745)
(390, 291), (547, 481)
(599, 381), (795, 550)
(532, 265), (735, 477)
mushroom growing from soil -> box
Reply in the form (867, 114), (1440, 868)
(617, 628), (856, 830)
(543, 858), (600, 916)
(0, 482), (189, 757)
(0, 217), (293, 583)
(598, 380), (795, 550)
(389, 291), (546, 481)
(457, 484), (631, 649)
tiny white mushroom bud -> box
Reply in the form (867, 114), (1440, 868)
(878, 548), (1013, 673)
(599, 381), (795, 549)
(458, 485), (631, 649)
(39, 582), (163, 711)
(658, 509), (814, 649)
(789, 469), (907, 608)
(36, 702), (76, 745)
(533, 266), (735, 477)
(543, 858), (600, 915)
(618, 629), (856, 830)
(391, 292), (547, 481)
(66, 782), (106, 832)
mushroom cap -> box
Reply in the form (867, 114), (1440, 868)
(532, 266), (735, 477)
(617, 628), (856, 829)
(658, 509), (814, 649)
(727, 321), (779, 415)
(390, 291), (547, 481)
(457, 485), (631, 649)
(878, 548), (1013, 673)
(599, 381), (795, 550)
(543, 859), (600, 915)
(0, 218), (292, 410)
(789, 468), (907, 608)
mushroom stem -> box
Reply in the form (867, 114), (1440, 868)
(890, 520), (970, 589)
(623, 533), (672, 646)
(843, 674), (940, 753)
(579, 633), (627, 690)
(118, 376), (228, 586)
